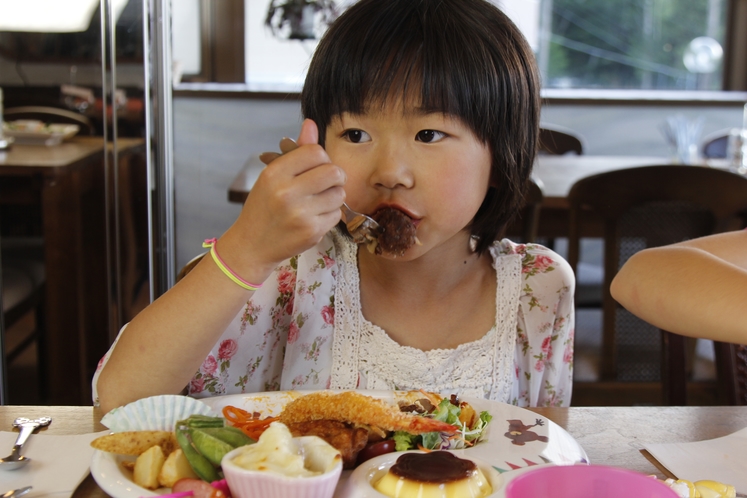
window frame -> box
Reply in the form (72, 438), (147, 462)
(179, 0), (747, 94)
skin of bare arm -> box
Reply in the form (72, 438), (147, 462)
(610, 230), (747, 343)
(96, 120), (346, 413)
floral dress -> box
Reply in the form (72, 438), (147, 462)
(93, 229), (575, 407)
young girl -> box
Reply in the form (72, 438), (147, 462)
(94, 0), (575, 414)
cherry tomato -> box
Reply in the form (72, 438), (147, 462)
(172, 478), (227, 498)
(356, 439), (396, 465)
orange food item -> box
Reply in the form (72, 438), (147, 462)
(222, 406), (278, 440)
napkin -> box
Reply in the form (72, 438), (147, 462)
(643, 426), (747, 493)
(0, 430), (109, 497)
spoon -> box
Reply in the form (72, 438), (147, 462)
(259, 137), (381, 243)
(1, 487), (32, 498)
(0, 417), (52, 470)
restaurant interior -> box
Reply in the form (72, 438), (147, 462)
(2, 2), (747, 496)
(1, 0), (747, 411)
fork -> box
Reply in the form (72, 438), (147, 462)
(259, 137), (381, 243)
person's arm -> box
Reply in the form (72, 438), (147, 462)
(610, 230), (747, 343)
(96, 120), (346, 413)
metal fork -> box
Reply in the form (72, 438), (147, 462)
(259, 137), (381, 243)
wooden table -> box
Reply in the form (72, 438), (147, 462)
(2, 404), (745, 496)
(1, 138), (108, 405)
(1, 137), (145, 405)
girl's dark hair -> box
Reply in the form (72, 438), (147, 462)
(301, 0), (540, 254)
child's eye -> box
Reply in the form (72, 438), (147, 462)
(416, 130), (446, 143)
(342, 129), (371, 143)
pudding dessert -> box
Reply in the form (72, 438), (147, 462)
(374, 451), (493, 498)
(371, 207), (419, 256)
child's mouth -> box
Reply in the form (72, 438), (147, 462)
(367, 207), (422, 257)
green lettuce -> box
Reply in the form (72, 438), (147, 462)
(399, 399), (493, 451)
(393, 430), (418, 451)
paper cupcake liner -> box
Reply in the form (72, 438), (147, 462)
(101, 394), (218, 432)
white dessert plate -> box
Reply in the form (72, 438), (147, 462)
(90, 390), (588, 498)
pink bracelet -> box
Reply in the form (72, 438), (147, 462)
(202, 238), (263, 291)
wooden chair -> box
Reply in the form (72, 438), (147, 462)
(4, 106), (95, 136)
(664, 335), (747, 406)
(539, 125), (584, 155)
(497, 177), (544, 243)
(1, 239), (47, 403)
(521, 177), (544, 243)
(567, 165), (747, 405)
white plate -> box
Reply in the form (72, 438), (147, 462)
(2, 121), (80, 145)
(90, 390), (588, 498)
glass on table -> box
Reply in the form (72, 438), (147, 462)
(726, 128), (747, 175)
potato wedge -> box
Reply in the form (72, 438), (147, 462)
(158, 448), (199, 488)
(134, 445), (166, 490)
(91, 431), (178, 456)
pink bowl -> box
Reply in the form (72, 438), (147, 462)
(505, 465), (678, 498)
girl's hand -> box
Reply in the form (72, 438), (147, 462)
(220, 119), (346, 282)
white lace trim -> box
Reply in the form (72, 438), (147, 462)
(330, 233), (522, 401)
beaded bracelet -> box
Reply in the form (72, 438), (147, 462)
(202, 238), (263, 291)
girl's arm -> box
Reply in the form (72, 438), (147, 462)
(95, 120), (346, 413)
(610, 230), (747, 343)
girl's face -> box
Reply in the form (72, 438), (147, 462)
(325, 102), (492, 259)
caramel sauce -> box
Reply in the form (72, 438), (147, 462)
(389, 451), (477, 484)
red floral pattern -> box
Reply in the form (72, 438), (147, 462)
(92, 235), (573, 408)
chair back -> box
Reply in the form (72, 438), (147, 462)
(701, 129), (730, 159)
(539, 125), (584, 155)
(500, 177), (544, 243)
(521, 177), (544, 243)
(1, 238), (47, 403)
(567, 165), (747, 404)
(4, 106), (95, 135)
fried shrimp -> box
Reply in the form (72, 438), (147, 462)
(277, 391), (458, 435)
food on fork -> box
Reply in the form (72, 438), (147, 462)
(368, 207), (420, 256)
(374, 451), (493, 498)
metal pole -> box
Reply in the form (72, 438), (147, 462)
(150, 0), (176, 296)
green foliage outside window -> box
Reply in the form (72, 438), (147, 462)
(543, 0), (726, 90)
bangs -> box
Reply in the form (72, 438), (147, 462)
(301, 0), (540, 254)
(302, 0), (503, 145)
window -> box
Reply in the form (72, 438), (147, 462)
(539, 0), (728, 91)
(172, 0), (746, 92)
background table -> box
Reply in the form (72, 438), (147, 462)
(1, 138), (107, 405)
(1, 404), (744, 496)
(1, 137), (145, 405)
